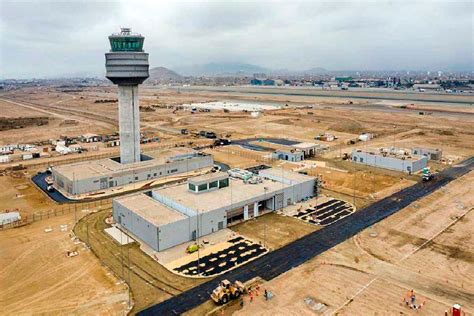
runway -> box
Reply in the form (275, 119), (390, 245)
(139, 156), (474, 315)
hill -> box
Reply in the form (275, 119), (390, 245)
(146, 67), (183, 82)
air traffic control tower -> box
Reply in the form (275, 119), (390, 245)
(105, 28), (149, 164)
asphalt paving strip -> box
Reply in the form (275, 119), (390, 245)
(295, 199), (354, 226)
(173, 240), (268, 277)
(139, 156), (473, 315)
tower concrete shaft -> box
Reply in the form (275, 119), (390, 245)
(105, 27), (149, 164)
(118, 85), (141, 164)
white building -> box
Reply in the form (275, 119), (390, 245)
(352, 149), (427, 173)
(0, 212), (21, 225)
(113, 168), (315, 251)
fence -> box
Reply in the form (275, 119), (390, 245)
(0, 198), (113, 231)
(0, 138), (214, 172)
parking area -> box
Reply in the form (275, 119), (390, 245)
(292, 198), (355, 226)
(172, 236), (267, 277)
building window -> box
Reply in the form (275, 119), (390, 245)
(209, 181), (218, 189)
(219, 178), (229, 188)
(198, 183), (208, 192)
(353, 156), (357, 161)
(170, 168), (178, 173)
(188, 183), (196, 191)
(135, 176), (138, 180)
(153, 173), (157, 177)
(359, 157), (363, 163)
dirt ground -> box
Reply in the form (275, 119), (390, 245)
(230, 212), (318, 251)
(1, 85), (473, 315)
(0, 210), (128, 315)
(221, 171), (474, 316)
(73, 209), (206, 314)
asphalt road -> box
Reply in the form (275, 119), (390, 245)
(31, 172), (71, 203)
(139, 157), (474, 315)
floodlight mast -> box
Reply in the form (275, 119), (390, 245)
(105, 27), (149, 164)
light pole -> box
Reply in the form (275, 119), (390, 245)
(196, 209), (200, 275)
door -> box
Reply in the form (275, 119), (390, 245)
(275, 193), (284, 210)
(100, 177), (108, 189)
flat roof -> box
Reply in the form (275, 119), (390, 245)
(352, 148), (425, 162)
(291, 142), (321, 149)
(116, 193), (187, 226)
(259, 167), (315, 183)
(53, 148), (204, 181)
(155, 177), (290, 213)
(82, 133), (99, 138)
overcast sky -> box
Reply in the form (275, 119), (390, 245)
(0, 0), (472, 78)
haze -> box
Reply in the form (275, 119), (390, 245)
(0, 0), (472, 78)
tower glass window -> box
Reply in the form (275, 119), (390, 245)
(109, 37), (144, 52)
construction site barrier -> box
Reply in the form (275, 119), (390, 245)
(0, 199), (113, 231)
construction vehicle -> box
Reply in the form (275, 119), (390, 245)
(186, 244), (199, 253)
(422, 167), (433, 182)
(211, 279), (245, 304)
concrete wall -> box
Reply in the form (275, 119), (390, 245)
(272, 151), (304, 162)
(351, 150), (427, 173)
(54, 154), (213, 195)
(113, 199), (158, 250)
(118, 85), (141, 164)
(113, 195), (226, 251)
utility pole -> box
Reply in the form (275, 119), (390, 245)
(73, 172), (77, 224)
(86, 220), (90, 246)
(353, 166), (356, 206)
(196, 209), (200, 275)
(127, 244), (131, 309)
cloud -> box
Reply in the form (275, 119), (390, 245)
(0, 0), (472, 78)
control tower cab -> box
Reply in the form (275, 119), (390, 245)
(105, 28), (149, 164)
(105, 27), (149, 85)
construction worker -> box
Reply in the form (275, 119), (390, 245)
(264, 289), (268, 301)
(240, 299), (244, 308)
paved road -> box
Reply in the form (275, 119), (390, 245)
(174, 86), (474, 105)
(31, 172), (72, 203)
(139, 157), (474, 315)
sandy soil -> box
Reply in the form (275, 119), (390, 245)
(226, 171), (474, 315)
(230, 212), (318, 251)
(0, 211), (128, 315)
(0, 85), (473, 315)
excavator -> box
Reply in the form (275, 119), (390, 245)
(211, 279), (246, 304)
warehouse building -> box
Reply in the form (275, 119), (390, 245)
(113, 168), (316, 251)
(272, 149), (304, 162)
(52, 148), (213, 197)
(352, 148), (427, 173)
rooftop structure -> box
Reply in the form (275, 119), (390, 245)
(411, 147), (442, 161)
